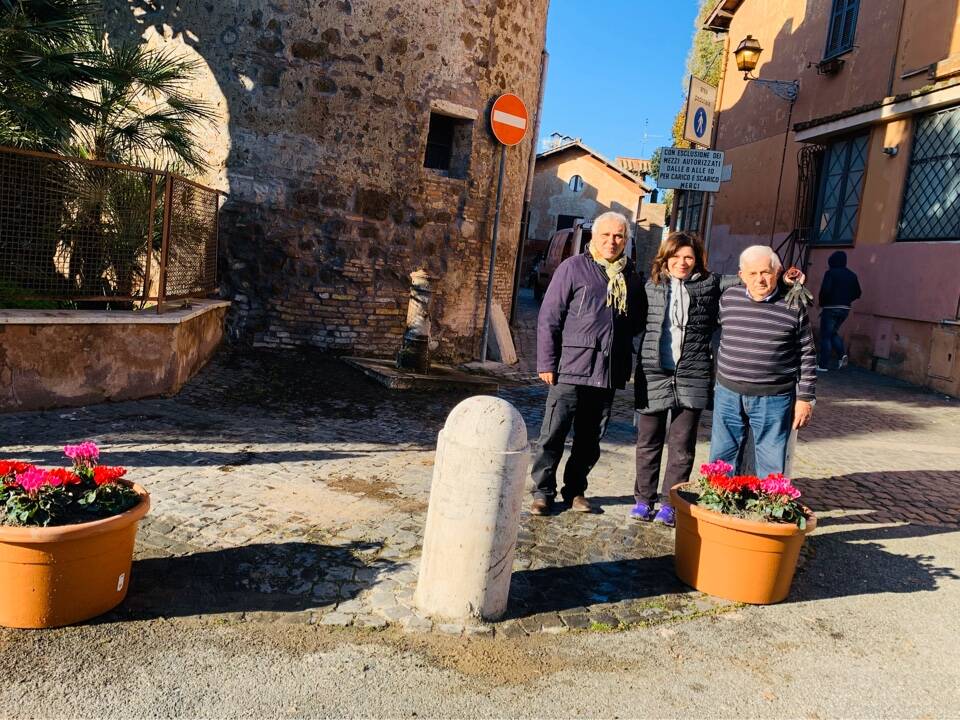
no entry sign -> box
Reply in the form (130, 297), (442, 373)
(490, 94), (528, 146)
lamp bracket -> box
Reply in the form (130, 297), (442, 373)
(743, 72), (799, 102)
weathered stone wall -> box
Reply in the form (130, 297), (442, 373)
(105, 0), (549, 362)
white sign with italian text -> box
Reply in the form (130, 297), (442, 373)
(656, 147), (725, 192)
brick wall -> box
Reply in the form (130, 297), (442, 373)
(106, 0), (549, 362)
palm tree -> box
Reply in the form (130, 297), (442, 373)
(71, 34), (215, 172)
(61, 33), (215, 301)
(1, 3), (214, 305)
(0, 0), (100, 149)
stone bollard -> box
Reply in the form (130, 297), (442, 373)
(414, 396), (529, 622)
(396, 270), (433, 373)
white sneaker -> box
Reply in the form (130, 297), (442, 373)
(839, 354), (848, 369)
(817, 366), (829, 372)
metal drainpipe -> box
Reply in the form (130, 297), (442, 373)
(509, 49), (549, 325)
(887, 0), (908, 97)
(768, 100), (796, 246)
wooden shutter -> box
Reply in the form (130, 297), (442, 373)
(840, 0), (859, 50)
(826, 0), (858, 57)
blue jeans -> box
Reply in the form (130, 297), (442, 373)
(819, 308), (849, 368)
(710, 383), (793, 478)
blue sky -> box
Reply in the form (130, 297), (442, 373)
(538, 0), (702, 161)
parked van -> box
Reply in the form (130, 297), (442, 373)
(533, 222), (591, 300)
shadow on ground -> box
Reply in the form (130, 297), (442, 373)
(99, 541), (393, 623)
(507, 556), (683, 618)
(4, 448), (365, 467)
(794, 524), (960, 602)
(503, 511), (684, 620)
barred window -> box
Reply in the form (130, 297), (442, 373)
(898, 106), (960, 241)
(825, 0), (859, 59)
(812, 133), (868, 246)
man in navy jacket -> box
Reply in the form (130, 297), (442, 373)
(818, 250), (862, 371)
(530, 211), (645, 515)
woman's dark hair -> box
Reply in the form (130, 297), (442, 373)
(650, 231), (708, 284)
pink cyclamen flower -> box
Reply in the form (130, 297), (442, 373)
(760, 473), (801, 499)
(16, 467), (49, 493)
(700, 460), (734, 477)
(63, 441), (100, 464)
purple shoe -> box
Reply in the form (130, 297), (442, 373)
(630, 502), (655, 521)
(653, 504), (675, 527)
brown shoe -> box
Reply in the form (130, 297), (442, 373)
(530, 497), (552, 516)
(569, 495), (593, 513)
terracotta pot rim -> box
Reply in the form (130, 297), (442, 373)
(0, 482), (150, 543)
(670, 483), (817, 536)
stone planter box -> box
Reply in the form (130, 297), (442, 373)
(0, 300), (229, 412)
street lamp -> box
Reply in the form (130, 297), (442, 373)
(733, 35), (763, 72)
(733, 35), (799, 103)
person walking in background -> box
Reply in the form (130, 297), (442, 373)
(530, 211), (645, 516)
(710, 246), (817, 477)
(818, 250), (862, 372)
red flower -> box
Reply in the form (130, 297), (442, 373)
(0, 460), (34, 479)
(92, 465), (127, 486)
(708, 474), (762, 493)
(708, 473), (742, 492)
(45, 468), (82, 486)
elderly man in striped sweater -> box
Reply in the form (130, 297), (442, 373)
(710, 245), (817, 477)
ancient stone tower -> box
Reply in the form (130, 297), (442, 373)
(106, 0), (549, 361)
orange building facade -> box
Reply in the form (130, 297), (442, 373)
(692, 0), (960, 396)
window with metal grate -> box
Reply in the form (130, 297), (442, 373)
(812, 133), (868, 246)
(675, 191), (704, 233)
(898, 106), (960, 242)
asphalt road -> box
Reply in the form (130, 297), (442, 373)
(3, 520), (957, 719)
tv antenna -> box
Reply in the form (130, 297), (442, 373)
(640, 118), (665, 158)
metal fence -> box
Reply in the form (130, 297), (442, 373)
(0, 145), (221, 311)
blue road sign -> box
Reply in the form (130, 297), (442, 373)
(694, 107), (708, 138)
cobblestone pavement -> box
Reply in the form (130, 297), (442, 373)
(1, 289), (958, 637)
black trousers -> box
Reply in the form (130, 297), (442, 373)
(530, 383), (616, 503)
(634, 406), (702, 505)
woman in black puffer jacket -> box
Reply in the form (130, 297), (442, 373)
(631, 231), (739, 526)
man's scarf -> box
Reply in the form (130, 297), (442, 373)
(588, 242), (628, 316)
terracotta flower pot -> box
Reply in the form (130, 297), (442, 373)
(670, 483), (816, 605)
(0, 483), (150, 628)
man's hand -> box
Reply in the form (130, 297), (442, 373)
(793, 400), (813, 429)
(784, 267), (806, 286)
(538, 371), (557, 385)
